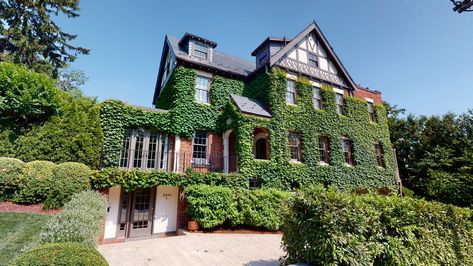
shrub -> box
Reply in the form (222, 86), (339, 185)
(13, 160), (55, 203)
(282, 185), (473, 265)
(43, 162), (92, 209)
(39, 191), (107, 247)
(0, 157), (25, 200)
(10, 242), (108, 266)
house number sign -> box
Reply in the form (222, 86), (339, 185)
(162, 193), (172, 199)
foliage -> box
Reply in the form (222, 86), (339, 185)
(0, 62), (60, 132)
(13, 160), (55, 204)
(0, 0), (89, 77)
(39, 191), (107, 247)
(184, 184), (290, 230)
(100, 66), (397, 191)
(0, 212), (50, 266)
(0, 157), (25, 200)
(56, 68), (89, 95)
(282, 185), (473, 265)
(10, 242), (108, 266)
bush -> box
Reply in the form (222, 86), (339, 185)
(13, 160), (55, 203)
(0, 157), (25, 200)
(185, 185), (290, 230)
(39, 191), (107, 247)
(10, 242), (108, 266)
(43, 162), (92, 209)
(282, 185), (473, 265)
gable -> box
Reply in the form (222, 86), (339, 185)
(270, 22), (357, 90)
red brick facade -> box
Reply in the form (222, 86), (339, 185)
(353, 87), (383, 104)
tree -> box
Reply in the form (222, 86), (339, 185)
(56, 68), (88, 95)
(0, 0), (89, 77)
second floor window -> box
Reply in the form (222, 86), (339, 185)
(313, 86), (323, 110)
(374, 143), (385, 167)
(336, 93), (345, 115)
(367, 102), (377, 122)
(119, 129), (168, 170)
(341, 138), (354, 165)
(288, 131), (301, 161)
(193, 130), (208, 164)
(195, 75), (211, 103)
(193, 42), (209, 60)
(286, 80), (296, 104)
(318, 136), (330, 164)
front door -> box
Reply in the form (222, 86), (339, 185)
(116, 188), (155, 238)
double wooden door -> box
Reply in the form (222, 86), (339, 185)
(117, 188), (155, 238)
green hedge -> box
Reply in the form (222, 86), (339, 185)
(185, 184), (290, 230)
(10, 242), (108, 266)
(39, 191), (107, 247)
(15, 160), (55, 204)
(0, 157), (25, 200)
(282, 185), (473, 265)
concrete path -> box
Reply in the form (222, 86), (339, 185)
(99, 233), (284, 266)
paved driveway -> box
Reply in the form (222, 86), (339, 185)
(99, 233), (284, 266)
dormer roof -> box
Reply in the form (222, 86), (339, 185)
(178, 33), (217, 48)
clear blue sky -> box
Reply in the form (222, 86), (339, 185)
(60, 0), (473, 116)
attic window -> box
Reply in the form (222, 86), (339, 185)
(308, 53), (318, 67)
(193, 42), (209, 60)
(258, 53), (268, 65)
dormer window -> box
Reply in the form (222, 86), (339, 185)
(193, 42), (209, 60)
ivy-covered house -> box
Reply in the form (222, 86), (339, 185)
(99, 21), (399, 240)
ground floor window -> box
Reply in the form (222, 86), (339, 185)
(318, 136), (330, 164)
(192, 130), (208, 164)
(288, 131), (301, 161)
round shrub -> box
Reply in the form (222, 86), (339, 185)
(10, 242), (108, 266)
(43, 162), (92, 209)
(0, 157), (25, 200)
(13, 160), (55, 203)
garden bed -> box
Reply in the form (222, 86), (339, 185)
(0, 201), (61, 215)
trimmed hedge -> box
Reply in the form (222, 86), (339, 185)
(0, 157), (25, 200)
(15, 160), (55, 203)
(39, 191), (107, 247)
(10, 242), (108, 266)
(282, 185), (473, 265)
(185, 184), (290, 230)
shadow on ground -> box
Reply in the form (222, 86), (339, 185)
(245, 259), (280, 266)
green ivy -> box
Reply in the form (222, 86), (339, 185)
(99, 66), (398, 191)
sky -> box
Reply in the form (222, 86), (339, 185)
(59, 0), (473, 116)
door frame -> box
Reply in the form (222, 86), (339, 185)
(116, 187), (156, 238)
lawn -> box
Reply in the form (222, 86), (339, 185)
(0, 212), (50, 265)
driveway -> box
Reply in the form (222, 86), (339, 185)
(99, 233), (285, 266)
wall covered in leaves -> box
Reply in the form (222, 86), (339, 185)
(100, 66), (397, 191)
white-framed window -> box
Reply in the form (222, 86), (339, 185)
(286, 80), (297, 104)
(288, 131), (301, 161)
(192, 130), (208, 164)
(341, 138), (354, 165)
(367, 102), (377, 122)
(308, 53), (319, 67)
(193, 42), (209, 60)
(336, 93), (345, 115)
(318, 136), (330, 164)
(195, 75), (211, 103)
(119, 129), (168, 170)
(313, 86), (322, 110)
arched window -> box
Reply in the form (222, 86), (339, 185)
(253, 128), (269, 160)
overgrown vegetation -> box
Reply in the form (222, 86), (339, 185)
(39, 191), (107, 247)
(185, 184), (290, 230)
(282, 185), (473, 265)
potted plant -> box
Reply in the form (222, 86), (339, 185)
(188, 220), (199, 231)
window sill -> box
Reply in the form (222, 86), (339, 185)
(195, 102), (211, 106)
(289, 160), (303, 164)
(253, 159), (270, 162)
(286, 103), (297, 106)
(318, 162), (330, 166)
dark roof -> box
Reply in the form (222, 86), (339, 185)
(251, 37), (291, 56)
(178, 33), (217, 48)
(168, 35), (255, 77)
(231, 95), (271, 118)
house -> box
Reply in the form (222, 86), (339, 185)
(99, 21), (398, 240)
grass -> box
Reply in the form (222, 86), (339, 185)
(0, 212), (50, 265)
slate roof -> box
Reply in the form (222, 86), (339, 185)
(231, 95), (271, 118)
(167, 35), (255, 77)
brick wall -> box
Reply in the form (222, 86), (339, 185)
(176, 187), (189, 230)
(177, 132), (224, 173)
(353, 87), (383, 104)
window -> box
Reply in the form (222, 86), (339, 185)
(374, 143), (385, 167)
(341, 139), (354, 165)
(308, 53), (319, 67)
(195, 75), (211, 103)
(258, 52), (268, 66)
(253, 128), (269, 160)
(318, 136), (330, 164)
(286, 80), (296, 104)
(249, 177), (262, 189)
(336, 93), (345, 115)
(367, 102), (377, 122)
(192, 130), (208, 164)
(119, 129), (168, 170)
(193, 42), (209, 60)
(313, 86), (323, 110)
(288, 131), (301, 161)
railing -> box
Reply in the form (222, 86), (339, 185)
(101, 149), (238, 173)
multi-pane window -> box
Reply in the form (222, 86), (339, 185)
(119, 129), (168, 170)
(374, 143), (385, 167)
(193, 42), (209, 59)
(288, 131), (301, 161)
(318, 136), (330, 164)
(286, 80), (297, 104)
(195, 75), (211, 103)
(336, 93), (345, 115)
(192, 130), (208, 164)
(308, 53), (319, 67)
(367, 102), (377, 122)
(313, 86), (323, 110)
(341, 139), (354, 165)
